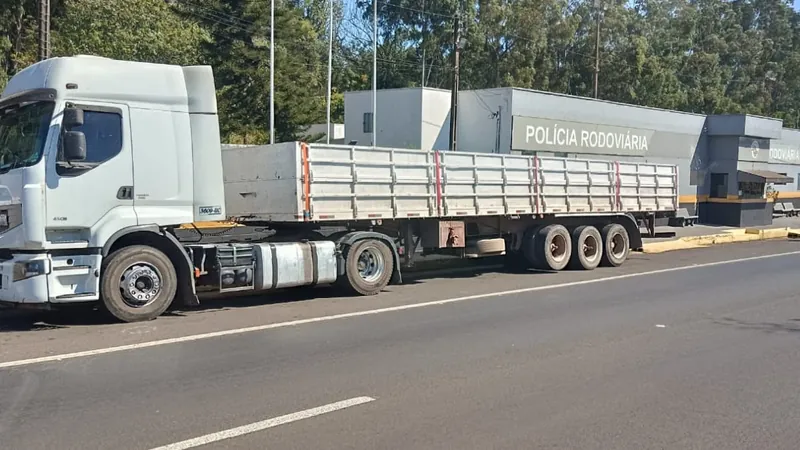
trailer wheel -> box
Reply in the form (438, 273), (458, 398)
(600, 223), (630, 267)
(534, 225), (572, 271)
(100, 245), (177, 322)
(568, 226), (603, 270)
(340, 239), (394, 296)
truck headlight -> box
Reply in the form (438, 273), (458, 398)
(13, 260), (48, 281)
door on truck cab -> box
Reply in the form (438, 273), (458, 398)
(45, 102), (136, 247)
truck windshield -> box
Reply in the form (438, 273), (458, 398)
(0, 101), (55, 174)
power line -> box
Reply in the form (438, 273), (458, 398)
(380, 0), (456, 19)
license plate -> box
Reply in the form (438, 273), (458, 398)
(0, 212), (7, 228)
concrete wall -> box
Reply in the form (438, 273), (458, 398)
(768, 128), (800, 196)
(304, 123), (345, 144)
(421, 89), (453, 150)
(502, 89), (708, 201)
(456, 89), (513, 154)
(344, 89), (423, 149)
(508, 88), (708, 156)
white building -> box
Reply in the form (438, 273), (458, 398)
(304, 123), (345, 144)
(344, 87), (452, 150)
(342, 86), (800, 227)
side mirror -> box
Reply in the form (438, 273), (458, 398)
(63, 131), (87, 162)
(63, 107), (84, 129)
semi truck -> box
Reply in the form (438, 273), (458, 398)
(0, 56), (678, 322)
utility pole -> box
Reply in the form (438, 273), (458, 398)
(372, 0), (377, 148)
(326, 0), (333, 144)
(420, 0), (425, 88)
(38, 0), (51, 61)
(270, 0), (275, 144)
(593, 0), (601, 99)
(449, 11), (461, 151)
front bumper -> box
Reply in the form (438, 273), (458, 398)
(0, 254), (50, 305)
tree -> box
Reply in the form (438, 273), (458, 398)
(0, 1), (38, 93)
(179, 0), (327, 144)
(54, 0), (208, 66)
(7, 0), (800, 143)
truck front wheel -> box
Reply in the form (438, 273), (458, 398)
(100, 245), (178, 322)
(339, 239), (394, 296)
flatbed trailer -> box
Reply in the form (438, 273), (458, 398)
(179, 141), (678, 297)
(0, 56), (677, 322)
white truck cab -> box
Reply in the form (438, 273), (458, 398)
(0, 56), (226, 316)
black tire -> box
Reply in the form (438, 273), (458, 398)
(100, 245), (177, 322)
(533, 224), (572, 271)
(600, 223), (630, 267)
(568, 225), (603, 270)
(339, 239), (394, 296)
(521, 226), (542, 268)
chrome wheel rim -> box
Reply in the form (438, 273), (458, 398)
(357, 246), (385, 283)
(119, 262), (163, 308)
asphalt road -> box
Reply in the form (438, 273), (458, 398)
(2, 240), (800, 449)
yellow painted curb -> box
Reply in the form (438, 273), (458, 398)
(642, 227), (797, 254)
(177, 221), (243, 230)
(744, 227), (794, 240)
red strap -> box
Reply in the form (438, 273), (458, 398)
(434, 151), (442, 217)
(301, 143), (311, 221)
(533, 156), (540, 215)
(614, 161), (621, 211)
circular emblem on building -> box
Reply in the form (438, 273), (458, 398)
(751, 141), (760, 159)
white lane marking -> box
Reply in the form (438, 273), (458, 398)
(1, 250), (799, 370)
(148, 396), (375, 450)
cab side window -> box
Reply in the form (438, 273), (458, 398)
(58, 109), (123, 175)
(74, 110), (122, 163)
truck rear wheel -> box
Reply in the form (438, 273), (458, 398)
(100, 245), (177, 322)
(568, 225), (603, 270)
(534, 224), (572, 271)
(340, 239), (394, 296)
(600, 223), (630, 267)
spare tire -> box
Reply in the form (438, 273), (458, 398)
(475, 238), (506, 255)
(568, 225), (603, 270)
(600, 223), (630, 267)
(534, 224), (572, 271)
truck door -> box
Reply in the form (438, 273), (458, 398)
(45, 102), (137, 247)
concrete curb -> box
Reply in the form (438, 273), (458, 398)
(642, 227), (800, 254)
